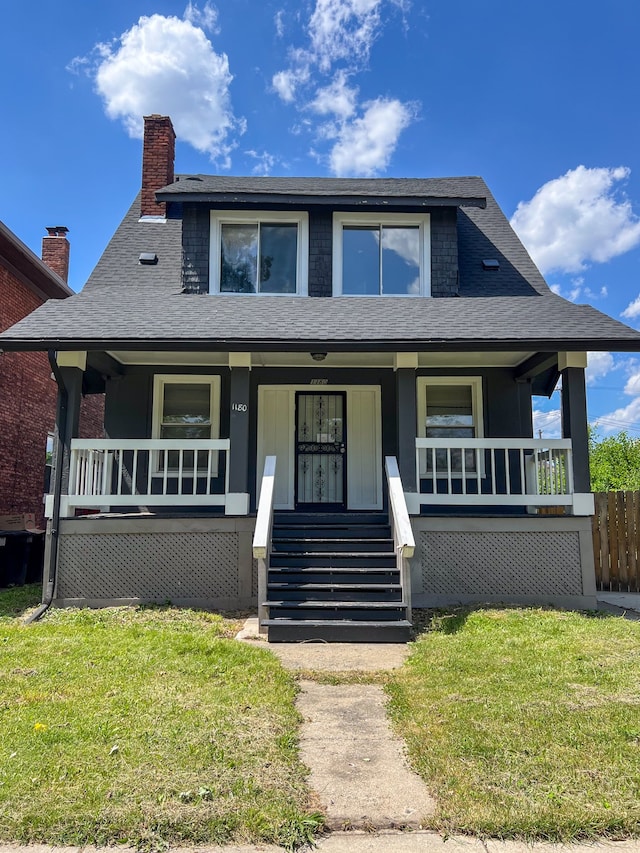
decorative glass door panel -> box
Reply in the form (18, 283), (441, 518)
(295, 392), (346, 509)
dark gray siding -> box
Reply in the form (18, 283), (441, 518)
(308, 209), (332, 296)
(104, 367), (230, 439)
(430, 208), (458, 297)
(178, 204), (459, 298)
(103, 364), (533, 512)
(181, 204), (210, 293)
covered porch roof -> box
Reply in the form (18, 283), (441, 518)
(2, 292), (640, 354)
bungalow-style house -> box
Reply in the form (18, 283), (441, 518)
(3, 115), (640, 640)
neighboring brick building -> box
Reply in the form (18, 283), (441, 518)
(0, 222), (103, 528)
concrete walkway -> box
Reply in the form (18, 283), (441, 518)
(597, 591), (640, 616)
(298, 681), (435, 829)
(4, 834), (640, 853)
(238, 616), (433, 828)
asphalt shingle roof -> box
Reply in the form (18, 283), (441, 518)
(3, 292), (639, 351)
(156, 175), (488, 205)
(2, 176), (640, 353)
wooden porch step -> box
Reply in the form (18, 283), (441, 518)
(270, 552), (397, 568)
(273, 525), (391, 539)
(265, 599), (407, 609)
(272, 538), (394, 553)
(262, 619), (412, 643)
(267, 569), (400, 585)
(273, 512), (388, 526)
(265, 603), (406, 622)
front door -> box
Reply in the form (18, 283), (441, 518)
(295, 392), (346, 510)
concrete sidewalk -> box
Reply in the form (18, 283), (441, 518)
(3, 834), (640, 853)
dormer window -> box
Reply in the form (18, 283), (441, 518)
(210, 211), (309, 295)
(332, 212), (431, 296)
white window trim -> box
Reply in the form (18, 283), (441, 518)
(209, 210), (309, 296)
(416, 376), (484, 478)
(332, 211), (431, 297)
(152, 375), (221, 474)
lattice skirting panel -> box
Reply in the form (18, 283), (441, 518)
(58, 531), (243, 602)
(419, 530), (584, 596)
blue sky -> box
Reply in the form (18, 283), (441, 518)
(2, 0), (640, 436)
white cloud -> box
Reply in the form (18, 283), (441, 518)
(183, 1), (219, 32)
(586, 351), (614, 385)
(624, 369), (640, 397)
(271, 0), (416, 175)
(309, 0), (382, 72)
(532, 408), (562, 439)
(550, 280), (608, 303)
(510, 166), (640, 275)
(245, 149), (276, 176)
(272, 67), (309, 103)
(592, 397), (640, 435)
(310, 72), (357, 119)
(275, 10), (286, 38)
(79, 8), (242, 164)
(621, 294), (640, 320)
(328, 97), (413, 176)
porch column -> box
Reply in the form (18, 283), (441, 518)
(395, 353), (418, 513)
(227, 354), (251, 515)
(560, 353), (593, 515)
(55, 353), (85, 501)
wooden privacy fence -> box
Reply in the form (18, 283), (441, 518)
(592, 491), (640, 592)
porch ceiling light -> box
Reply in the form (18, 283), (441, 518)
(139, 252), (158, 265)
(310, 352), (327, 361)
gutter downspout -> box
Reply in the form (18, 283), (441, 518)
(25, 350), (67, 624)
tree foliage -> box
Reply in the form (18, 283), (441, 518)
(589, 429), (640, 492)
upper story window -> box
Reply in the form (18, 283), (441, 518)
(210, 211), (309, 295)
(332, 212), (431, 296)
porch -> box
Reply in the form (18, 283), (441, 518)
(41, 347), (598, 631)
(61, 436), (593, 518)
(47, 435), (598, 627)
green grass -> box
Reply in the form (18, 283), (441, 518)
(387, 608), (640, 841)
(0, 598), (322, 850)
(0, 583), (42, 620)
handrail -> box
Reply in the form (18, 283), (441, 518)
(385, 456), (414, 622)
(253, 456), (276, 635)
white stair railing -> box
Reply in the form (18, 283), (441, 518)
(253, 456), (277, 635)
(385, 456), (415, 622)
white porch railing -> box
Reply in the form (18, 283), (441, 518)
(67, 439), (231, 510)
(253, 456), (276, 635)
(415, 438), (585, 510)
(385, 456), (415, 621)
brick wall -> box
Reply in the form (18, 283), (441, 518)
(0, 268), (58, 527)
(79, 394), (105, 440)
(141, 115), (175, 218)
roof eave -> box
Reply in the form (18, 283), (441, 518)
(2, 336), (639, 353)
(0, 221), (73, 300)
(155, 191), (487, 209)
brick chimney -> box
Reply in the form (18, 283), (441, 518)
(42, 226), (70, 282)
(141, 114), (176, 218)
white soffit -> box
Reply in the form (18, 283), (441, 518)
(107, 350), (534, 368)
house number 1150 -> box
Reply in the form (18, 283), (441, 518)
(231, 403), (247, 412)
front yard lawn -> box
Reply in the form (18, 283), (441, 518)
(387, 608), (640, 841)
(0, 597), (320, 850)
